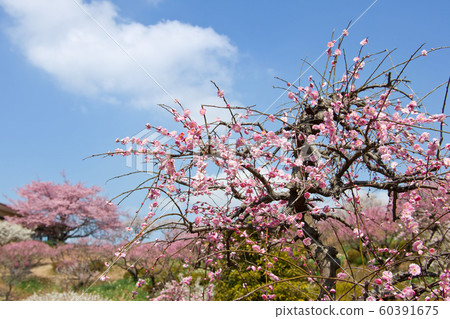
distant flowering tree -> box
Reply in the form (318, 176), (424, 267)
(111, 241), (162, 283)
(0, 240), (54, 300)
(103, 30), (450, 300)
(104, 230), (202, 300)
(113, 238), (191, 283)
(318, 194), (401, 251)
(52, 240), (113, 289)
(0, 220), (33, 246)
(318, 188), (450, 289)
(8, 180), (123, 243)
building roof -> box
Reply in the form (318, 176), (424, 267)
(0, 203), (16, 219)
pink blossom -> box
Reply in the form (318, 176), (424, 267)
(418, 132), (430, 143)
(232, 123), (242, 133)
(307, 135), (316, 143)
(412, 240), (424, 252)
(427, 140), (439, 156)
(360, 38), (369, 46)
(200, 109), (207, 116)
(421, 50), (427, 56)
(288, 92), (296, 100)
(236, 137), (245, 148)
(342, 29), (349, 37)
(217, 90), (225, 98)
(401, 202), (415, 218)
(443, 158), (450, 168)
(268, 272), (280, 281)
(181, 276), (192, 285)
(409, 263), (421, 276)
(337, 272), (347, 279)
(253, 132), (263, 142)
(381, 154), (391, 162)
(310, 91), (319, 100)
(303, 238), (312, 246)
(334, 48), (342, 56)
(407, 101), (417, 112)
(402, 286), (416, 299)
(136, 278), (146, 288)
(252, 245), (261, 252)
(382, 271), (393, 282)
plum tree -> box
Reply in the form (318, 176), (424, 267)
(104, 31), (450, 300)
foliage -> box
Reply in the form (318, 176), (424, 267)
(206, 230), (314, 300)
(213, 248), (314, 301)
(102, 31), (450, 300)
(8, 179), (123, 243)
(0, 220), (33, 246)
(0, 240), (54, 300)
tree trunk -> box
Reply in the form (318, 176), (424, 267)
(288, 183), (341, 300)
(5, 283), (13, 301)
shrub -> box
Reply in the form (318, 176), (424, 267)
(0, 240), (54, 300)
(0, 220), (33, 246)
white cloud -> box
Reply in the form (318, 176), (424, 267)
(0, 0), (238, 113)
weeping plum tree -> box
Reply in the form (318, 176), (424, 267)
(104, 31), (450, 300)
(8, 180), (123, 243)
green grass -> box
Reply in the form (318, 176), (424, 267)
(87, 277), (149, 301)
(10, 277), (58, 300)
(16, 277), (52, 294)
(11, 276), (150, 301)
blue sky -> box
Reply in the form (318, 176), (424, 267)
(0, 0), (449, 216)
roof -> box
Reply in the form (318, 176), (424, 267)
(0, 203), (16, 219)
